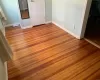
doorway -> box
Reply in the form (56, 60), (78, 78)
(18, 0), (45, 27)
(84, 0), (100, 46)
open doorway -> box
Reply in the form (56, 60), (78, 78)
(84, 0), (100, 46)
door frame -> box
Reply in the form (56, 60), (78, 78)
(80, 0), (92, 39)
(18, 0), (46, 29)
(28, 0), (46, 26)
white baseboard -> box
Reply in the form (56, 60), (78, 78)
(5, 23), (33, 29)
(21, 25), (33, 29)
(22, 21), (52, 29)
(52, 21), (81, 39)
(21, 21), (52, 29)
(5, 23), (20, 27)
(85, 38), (100, 49)
(5, 24), (12, 27)
(45, 21), (52, 24)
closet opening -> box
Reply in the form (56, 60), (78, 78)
(84, 0), (100, 47)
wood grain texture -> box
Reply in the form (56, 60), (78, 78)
(6, 23), (100, 80)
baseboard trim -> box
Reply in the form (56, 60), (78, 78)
(45, 21), (52, 24)
(85, 38), (100, 49)
(5, 24), (12, 27)
(52, 21), (81, 39)
(21, 25), (33, 29)
(5, 23), (20, 27)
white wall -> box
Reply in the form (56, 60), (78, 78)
(0, 0), (21, 25)
(0, 0), (52, 25)
(52, 0), (88, 39)
(45, 0), (52, 22)
(0, 0), (89, 37)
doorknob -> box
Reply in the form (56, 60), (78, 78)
(31, 0), (34, 2)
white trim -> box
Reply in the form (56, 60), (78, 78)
(80, 0), (92, 38)
(5, 62), (8, 80)
(85, 38), (100, 49)
(21, 25), (33, 29)
(5, 24), (12, 27)
(5, 23), (20, 27)
(52, 21), (81, 39)
(45, 21), (52, 24)
(5, 23), (33, 29)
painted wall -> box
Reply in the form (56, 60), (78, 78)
(45, 0), (52, 22)
(0, 0), (52, 25)
(80, 0), (92, 38)
(0, 0), (21, 24)
(52, 0), (88, 38)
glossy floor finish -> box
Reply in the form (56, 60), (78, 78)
(6, 23), (100, 80)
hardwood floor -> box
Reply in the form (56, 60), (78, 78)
(6, 23), (100, 80)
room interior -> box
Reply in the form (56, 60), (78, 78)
(85, 0), (100, 46)
(0, 0), (100, 80)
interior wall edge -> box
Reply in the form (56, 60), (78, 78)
(52, 21), (81, 39)
(80, 0), (92, 39)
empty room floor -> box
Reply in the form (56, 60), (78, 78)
(6, 23), (100, 80)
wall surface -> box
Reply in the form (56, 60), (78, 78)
(52, 0), (88, 38)
(0, 0), (88, 38)
(0, 0), (20, 25)
(45, 0), (52, 22)
(0, 0), (52, 25)
(80, 0), (92, 38)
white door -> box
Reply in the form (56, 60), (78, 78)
(28, 0), (45, 26)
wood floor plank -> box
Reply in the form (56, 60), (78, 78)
(8, 39), (87, 69)
(7, 27), (62, 44)
(8, 40), (88, 78)
(86, 69), (100, 80)
(46, 50), (100, 80)
(12, 34), (73, 60)
(6, 23), (100, 80)
(6, 23), (57, 38)
(9, 30), (68, 52)
(22, 45), (98, 80)
(8, 29), (65, 45)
